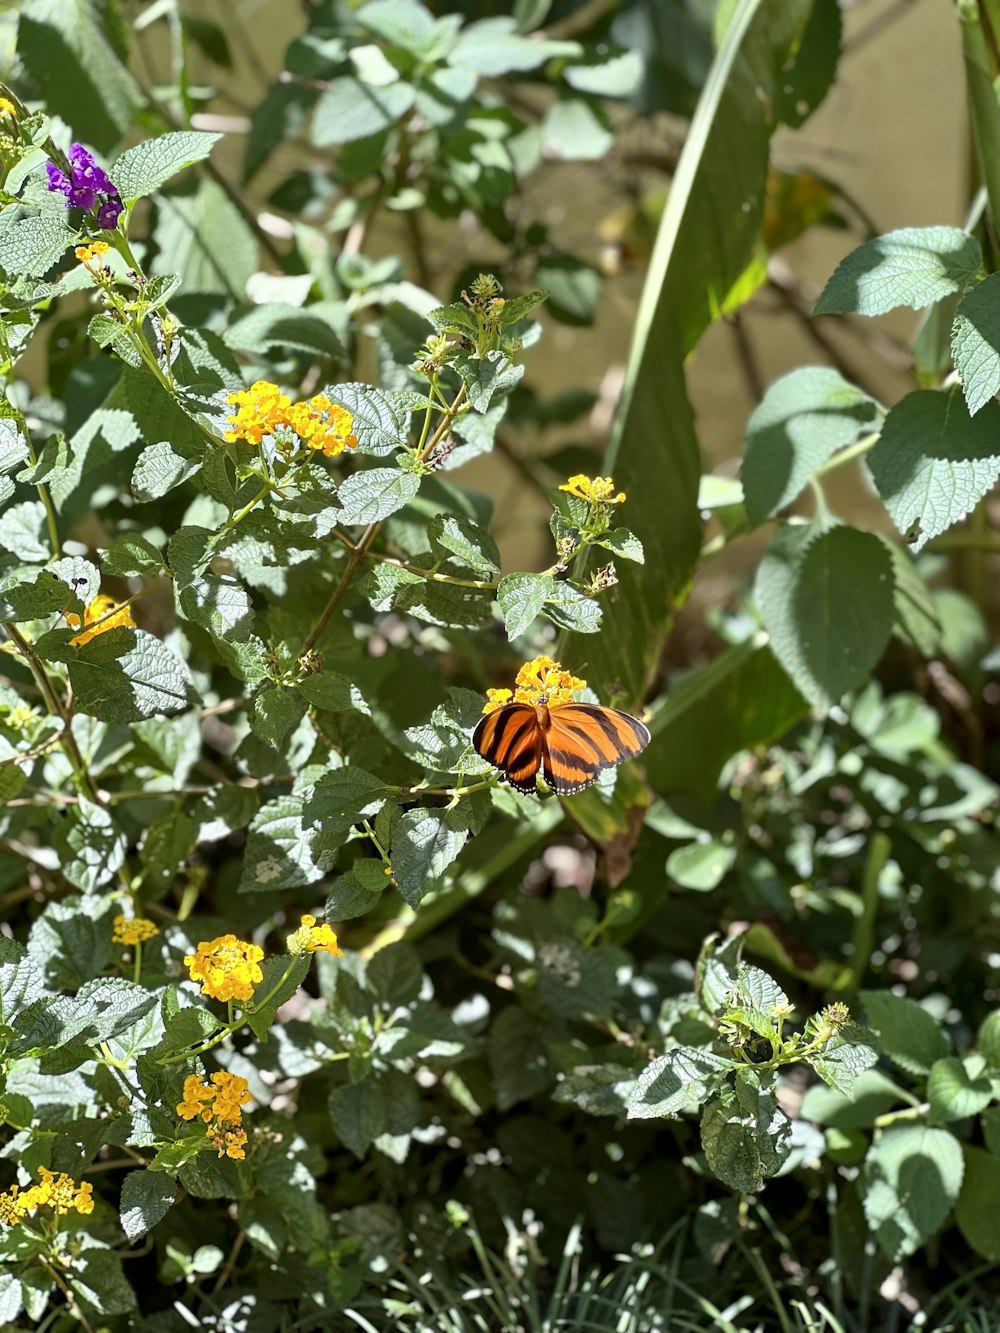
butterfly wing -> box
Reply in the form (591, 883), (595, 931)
(542, 702), (650, 795)
(472, 703), (543, 795)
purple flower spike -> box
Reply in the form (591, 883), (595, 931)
(68, 143), (115, 198)
(45, 162), (72, 198)
(45, 142), (123, 230)
(96, 198), (122, 230)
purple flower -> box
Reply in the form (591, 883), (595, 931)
(96, 198), (122, 230)
(46, 143), (122, 228)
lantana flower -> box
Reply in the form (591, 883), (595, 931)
(224, 379), (358, 456)
(0, 1168), (93, 1228)
(288, 914), (344, 957)
(481, 655), (586, 715)
(0, 98), (15, 120)
(66, 593), (135, 646)
(559, 474), (626, 506)
(184, 934), (264, 1005)
(177, 1072), (252, 1159)
(46, 143), (123, 230)
(112, 914), (159, 947)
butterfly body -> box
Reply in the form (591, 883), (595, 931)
(473, 698), (650, 796)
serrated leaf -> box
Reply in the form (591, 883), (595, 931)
(0, 500), (48, 562)
(816, 227), (982, 317)
(701, 1072), (792, 1191)
(741, 367), (880, 523)
(756, 523), (894, 709)
(132, 442), (201, 503)
(864, 1125), (963, 1260)
(52, 799), (127, 893)
(927, 1056), (994, 1124)
(102, 532), (166, 577)
(626, 1047), (735, 1119)
(330, 1080), (386, 1157)
(223, 303), (344, 360)
(0, 567), (71, 621)
(808, 1028), (878, 1097)
(595, 527), (644, 563)
(390, 808), (467, 907)
(428, 514), (500, 573)
(38, 628), (198, 722)
(152, 178), (257, 301)
(860, 990), (950, 1076)
(497, 572), (552, 638)
(868, 390), (1000, 551)
(0, 215), (78, 278)
(543, 581), (603, 633)
(337, 467), (420, 524)
(112, 131), (221, 204)
(325, 860), (388, 921)
(119, 1171), (178, 1242)
(325, 384), (411, 456)
(455, 350), (525, 412)
(240, 794), (343, 891)
(0, 939), (44, 1031)
(951, 272), (1000, 415)
(956, 1146), (1000, 1261)
(488, 1007), (553, 1111)
(313, 77), (415, 146)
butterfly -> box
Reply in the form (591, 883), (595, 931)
(472, 698), (650, 796)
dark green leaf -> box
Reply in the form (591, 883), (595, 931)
(864, 1125), (963, 1260)
(816, 227), (982, 317)
(119, 1171), (178, 1242)
(860, 990), (950, 1076)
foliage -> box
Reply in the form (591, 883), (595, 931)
(0, 0), (999, 1329)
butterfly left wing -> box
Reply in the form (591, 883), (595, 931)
(542, 702), (650, 796)
(472, 703), (543, 795)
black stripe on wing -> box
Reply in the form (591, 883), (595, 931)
(543, 703), (650, 795)
(472, 704), (542, 794)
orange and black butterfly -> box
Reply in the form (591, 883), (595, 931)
(472, 694), (650, 796)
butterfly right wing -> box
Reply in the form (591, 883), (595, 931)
(472, 703), (542, 795)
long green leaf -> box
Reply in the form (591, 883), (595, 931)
(565, 0), (816, 706)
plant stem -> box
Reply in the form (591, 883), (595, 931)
(813, 431), (881, 478)
(850, 831), (890, 994)
(26, 438), (61, 559)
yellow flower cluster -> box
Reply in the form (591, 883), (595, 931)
(225, 380), (358, 457)
(0, 1168), (93, 1228)
(184, 934), (264, 1005)
(559, 474), (626, 505)
(112, 914), (159, 947)
(482, 655), (587, 715)
(177, 1071), (251, 1160)
(288, 914), (343, 957)
(0, 98), (15, 118)
(75, 239), (109, 264)
(67, 593), (135, 646)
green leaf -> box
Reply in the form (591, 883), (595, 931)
(772, 0), (841, 127)
(119, 1171), (178, 1242)
(756, 524), (895, 710)
(860, 990), (950, 1076)
(368, 942), (423, 1008)
(140, 810), (196, 891)
(52, 799), (127, 893)
(595, 528), (644, 563)
(455, 350), (524, 413)
(0, 215), (78, 279)
(868, 390), (1000, 551)
(497, 572), (553, 638)
(645, 634), (806, 801)
(488, 1007), (553, 1111)
(667, 840), (735, 891)
(956, 1145), (1000, 1261)
(330, 1079), (386, 1158)
(223, 304), (345, 360)
(337, 468), (420, 524)
(864, 1125), (963, 1260)
(951, 272), (1000, 415)
(428, 514), (500, 573)
(325, 860), (389, 921)
(447, 16), (580, 74)
(626, 1047), (735, 1119)
(542, 581), (602, 634)
(741, 367), (880, 524)
(18, 0), (140, 152)
(69, 1246), (136, 1315)
(980, 1011), (1000, 1068)
(38, 628), (199, 722)
(240, 794), (343, 891)
(325, 384), (411, 457)
(807, 1029), (878, 1098)
(297, 672), (369, 714)
(0, 939), (44, 1032)
(390, 808), (468, 908)
(566, 0), (815, 704)
(358, 0), (441, 55)
(0, 567), (72, 621)
(815, 227), (982, 317)
(101, 533), (165, 578)
(564, 50), (643, 98)
(132, 442), (201, 503)
(313, 77), (416, 146)
(884, 538), (940, 656)
(152, 179), (258, 301)
(0, 500), (48, 562)
(701, 1071), (792, 1192)
(541, 100), (612, 162)
(927, 1056), (994, 1124)
(112, 131), (221, 204)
